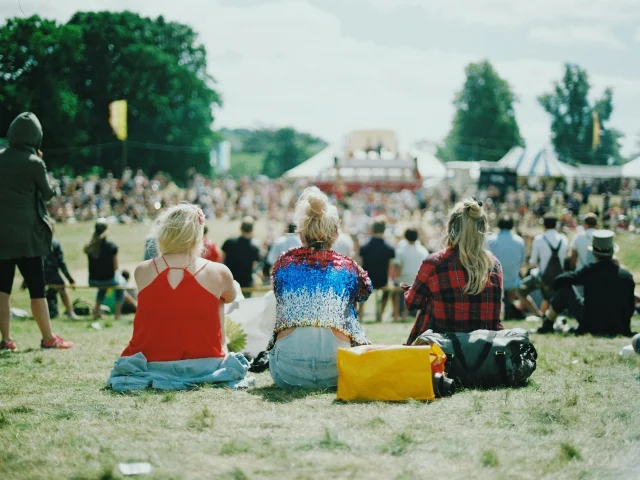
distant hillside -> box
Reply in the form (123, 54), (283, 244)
(220, 127), (327, 177)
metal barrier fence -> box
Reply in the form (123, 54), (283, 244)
(47, 284), (409, 322)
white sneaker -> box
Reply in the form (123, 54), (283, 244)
(66, 312), (81, 320)
(525, 315), (542, 323)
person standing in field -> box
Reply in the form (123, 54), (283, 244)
(222, 217), (261, 296)
(0, 112), (74, 351)
(359, 216), (397, 322)
(43, 228), (79, 320)
(265, 223), (302, 276)
(394, 228), (429, 321)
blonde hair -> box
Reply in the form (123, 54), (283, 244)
(294, 186), (339, 249)
(153, 203), (204, 257)
(444, 198), (493, 295)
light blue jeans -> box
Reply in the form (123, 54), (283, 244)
(269, 327), (351, 389)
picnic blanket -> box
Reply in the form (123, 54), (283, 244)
(107, 352), (255, 391)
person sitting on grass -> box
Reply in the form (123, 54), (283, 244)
(119, 203), (237, 361)
(404, 199), (503, 345)
(534, 230), (636, 337)
(108, 203), (252, 391)
(117, 269), (138, 315)
(268, 187), (372, 389)
(84, 219), (124, 320)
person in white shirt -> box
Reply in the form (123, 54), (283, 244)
(266, 223), (302, 270)
(332, 231), (356, 258)
(395, 228), (429, 321)
(529, 214), (569, 274)
(569, 213), (597, 270)
(524, 213), (569, 313)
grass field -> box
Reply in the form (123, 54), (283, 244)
(1, 222), (639, 479)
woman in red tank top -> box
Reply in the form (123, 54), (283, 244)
(120, 204), (237, 362)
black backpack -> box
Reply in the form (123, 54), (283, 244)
(413, 329), (538, 388)
(541, 238), (563, 288)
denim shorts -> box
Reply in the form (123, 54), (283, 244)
(269, 327), (351, 389)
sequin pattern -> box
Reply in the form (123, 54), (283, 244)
(268, 248), (372, 350)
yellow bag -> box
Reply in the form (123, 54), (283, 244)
(336, 344), (446, 402)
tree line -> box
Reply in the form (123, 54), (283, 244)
(437, 60), (626, 165)
(0, 12), (219, 181)
(0, 12), (629, 181)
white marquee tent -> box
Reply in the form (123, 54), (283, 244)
(284, 146), (447, 181)
(622, 156), (640, 178)
(498, 147), (577, 178)
(284, 146), (335, 179)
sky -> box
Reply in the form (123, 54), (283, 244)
(1, 0), (639, 157)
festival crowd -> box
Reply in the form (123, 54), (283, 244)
(1, 112), (639, 393)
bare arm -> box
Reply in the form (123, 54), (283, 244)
(113, 254), (119, 272)
(219, 267), (237, 304)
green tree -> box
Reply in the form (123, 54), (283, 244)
(538, 64), (624, 165)
(261, 128), (304, 178)
(0, 12), (222, 179)
(437, 60), (524, 162)
(67, 11), (221, 178)
(0, 16), (86, 158)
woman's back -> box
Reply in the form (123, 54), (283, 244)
(270, 247), (371, 348)
(121, 258), (226, 362)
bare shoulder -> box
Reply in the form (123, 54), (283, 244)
(135, 260), (157, 289)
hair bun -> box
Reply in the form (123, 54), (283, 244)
(465, 201), (482, 218)
(306, 194), (326, 218)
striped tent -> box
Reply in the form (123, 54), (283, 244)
(498, 147), (576, 178)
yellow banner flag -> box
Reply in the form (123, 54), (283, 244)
(592, 111), (600, 151)
(109, 100), (128, 141)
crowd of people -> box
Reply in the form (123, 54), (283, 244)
(1, 111), (639, 393)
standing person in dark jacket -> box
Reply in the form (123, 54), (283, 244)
(44, 231), (78, 320)
(0, 112), (74, 351)
(536, 230), (636, 337)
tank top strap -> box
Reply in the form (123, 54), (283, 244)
(161, 256), (170, 269)
(193, 261), (209, 276)
(152, 258), (160, 274)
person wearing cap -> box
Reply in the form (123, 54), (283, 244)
(265, 222), (302, 276)
(535, 230), (636, 336)
(569, 213), (598, 271)
(84, 219), (124, 319)
(0, 112), (74, 351)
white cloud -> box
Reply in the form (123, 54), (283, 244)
(529, 25), (625, 50)
(635, 27), (640, 43)
(2, 0), (639, 156)
(365, 0), (640, 28)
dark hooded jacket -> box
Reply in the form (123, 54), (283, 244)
(0, 112), (55, 260)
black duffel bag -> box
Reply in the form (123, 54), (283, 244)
(413, 328), (537, 388)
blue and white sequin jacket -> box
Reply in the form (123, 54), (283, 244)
(267, 247), (372, 350)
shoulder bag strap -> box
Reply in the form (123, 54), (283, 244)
(446, 331), (497, 372)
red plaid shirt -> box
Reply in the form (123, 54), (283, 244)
(405, 247), (503, 345)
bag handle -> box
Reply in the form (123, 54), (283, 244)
(446, 331), (497, 373)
